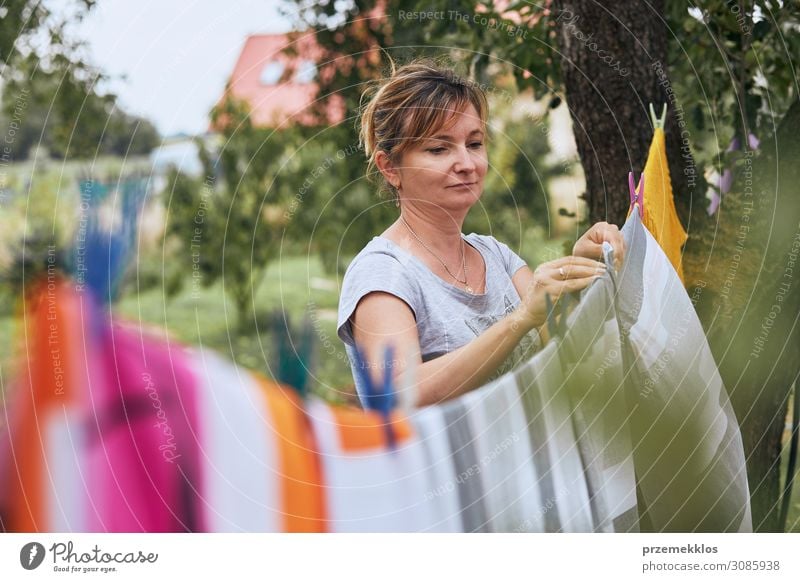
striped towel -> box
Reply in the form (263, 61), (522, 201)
(431, 361), (595, 532)
(559, 261), (640, 532)
(308, 398), (430, 532)
(615, 210), (752, 532)
(1, 280), (91, 532)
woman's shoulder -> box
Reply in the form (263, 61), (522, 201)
(465, 232), (501, 248)
(465, 233), (527, 276)
(337, 237), (422, 344)
(465, 232), (511, 259)
(343, 236), (415, 277)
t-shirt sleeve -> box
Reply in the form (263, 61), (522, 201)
(337, 251), (419, 346)
(480, 235), (528, 278)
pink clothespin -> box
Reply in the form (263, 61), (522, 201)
(628, 171), (644, 218)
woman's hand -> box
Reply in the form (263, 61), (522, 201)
(573, 222), (626, 270)
(513, 256), (607, 330)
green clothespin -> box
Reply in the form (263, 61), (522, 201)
(271, 310), (313, 398)
(649, 103), (668, 130)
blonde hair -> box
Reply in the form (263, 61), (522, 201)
(358, 58), (489, 199)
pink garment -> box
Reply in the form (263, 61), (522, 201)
(85, 317), (206, 532)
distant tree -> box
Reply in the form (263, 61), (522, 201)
(276, 122), (396, 275)
(1, 3), (159, 161)
(156, 167), (204, 298)
(1, 53), (160, 160)
(0, 0), (96, 68)
(103, 109), (160, 157)
(162, 94), (290, 330)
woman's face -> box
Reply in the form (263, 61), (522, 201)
(391, 103), (488, 214)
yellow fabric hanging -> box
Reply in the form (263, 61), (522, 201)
(639, 126), (688, 282)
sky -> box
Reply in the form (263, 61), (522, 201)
(74, 0), (295, 137)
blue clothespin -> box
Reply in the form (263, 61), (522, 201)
(628, 171), (645, 218)
(70, 176), (149, 305)
(353, 343), (398, 449)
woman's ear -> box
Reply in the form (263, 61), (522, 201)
(375, 150), (401, 190)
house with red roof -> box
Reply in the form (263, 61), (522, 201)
(214, 32), (345, 129)
(213, 1), (534, 130)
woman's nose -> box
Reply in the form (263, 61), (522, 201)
(453, 145), (476, 173)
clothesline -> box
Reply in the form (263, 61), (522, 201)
(0, 210), (751, 532)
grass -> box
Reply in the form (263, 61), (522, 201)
(780, 399), (800, 532)
(115, 253), (356, 404)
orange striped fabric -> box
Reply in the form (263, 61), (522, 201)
(8, 279), (84, 531)
(329, 406), (413, 452)
(258, 379), (327, 532)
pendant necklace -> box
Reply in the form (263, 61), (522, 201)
(401, 216), (474, 294)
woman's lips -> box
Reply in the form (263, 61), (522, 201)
(448, 182), (477, 189)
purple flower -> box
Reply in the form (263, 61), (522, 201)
(747, 132), (760, 150)
(719, 168), (733, 195)
(707, 187), (721, 216)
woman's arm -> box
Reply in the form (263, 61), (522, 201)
(352, 290), (533, 406)
(351, 256), (605, 407)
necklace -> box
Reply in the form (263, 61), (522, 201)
(400, 216), (474, 294)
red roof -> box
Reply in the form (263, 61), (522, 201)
(216, 32), (345, 129)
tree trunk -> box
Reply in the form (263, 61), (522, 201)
(231, 282), (253, 333)
(553, 0), (695, 226)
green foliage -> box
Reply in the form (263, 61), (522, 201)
(101, 109), (160, 157)
(288, 0), (561, 112)
(0, 168), (76, 297)
(1, 2), (159, 161)
(277, 122), (396, 274)
(1, 53), (160, 160)
(0, 1), (95, 67)
(160, 95), (298, 329)
(664, 1), (800, 169)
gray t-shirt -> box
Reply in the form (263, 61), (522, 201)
(337, 233), (541, 404)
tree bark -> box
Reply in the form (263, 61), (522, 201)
(553, 0), (695, 226)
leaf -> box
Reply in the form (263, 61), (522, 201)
(752, 19), (770, 41)
(692, 105), (705, 131)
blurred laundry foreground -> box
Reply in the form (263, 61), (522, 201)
(0, 211), (751, 532)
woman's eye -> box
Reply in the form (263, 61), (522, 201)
(469, 142), (484, 149)
(427, 147), (446, 154)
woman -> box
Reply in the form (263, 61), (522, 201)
(337, 61), (624, 407)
